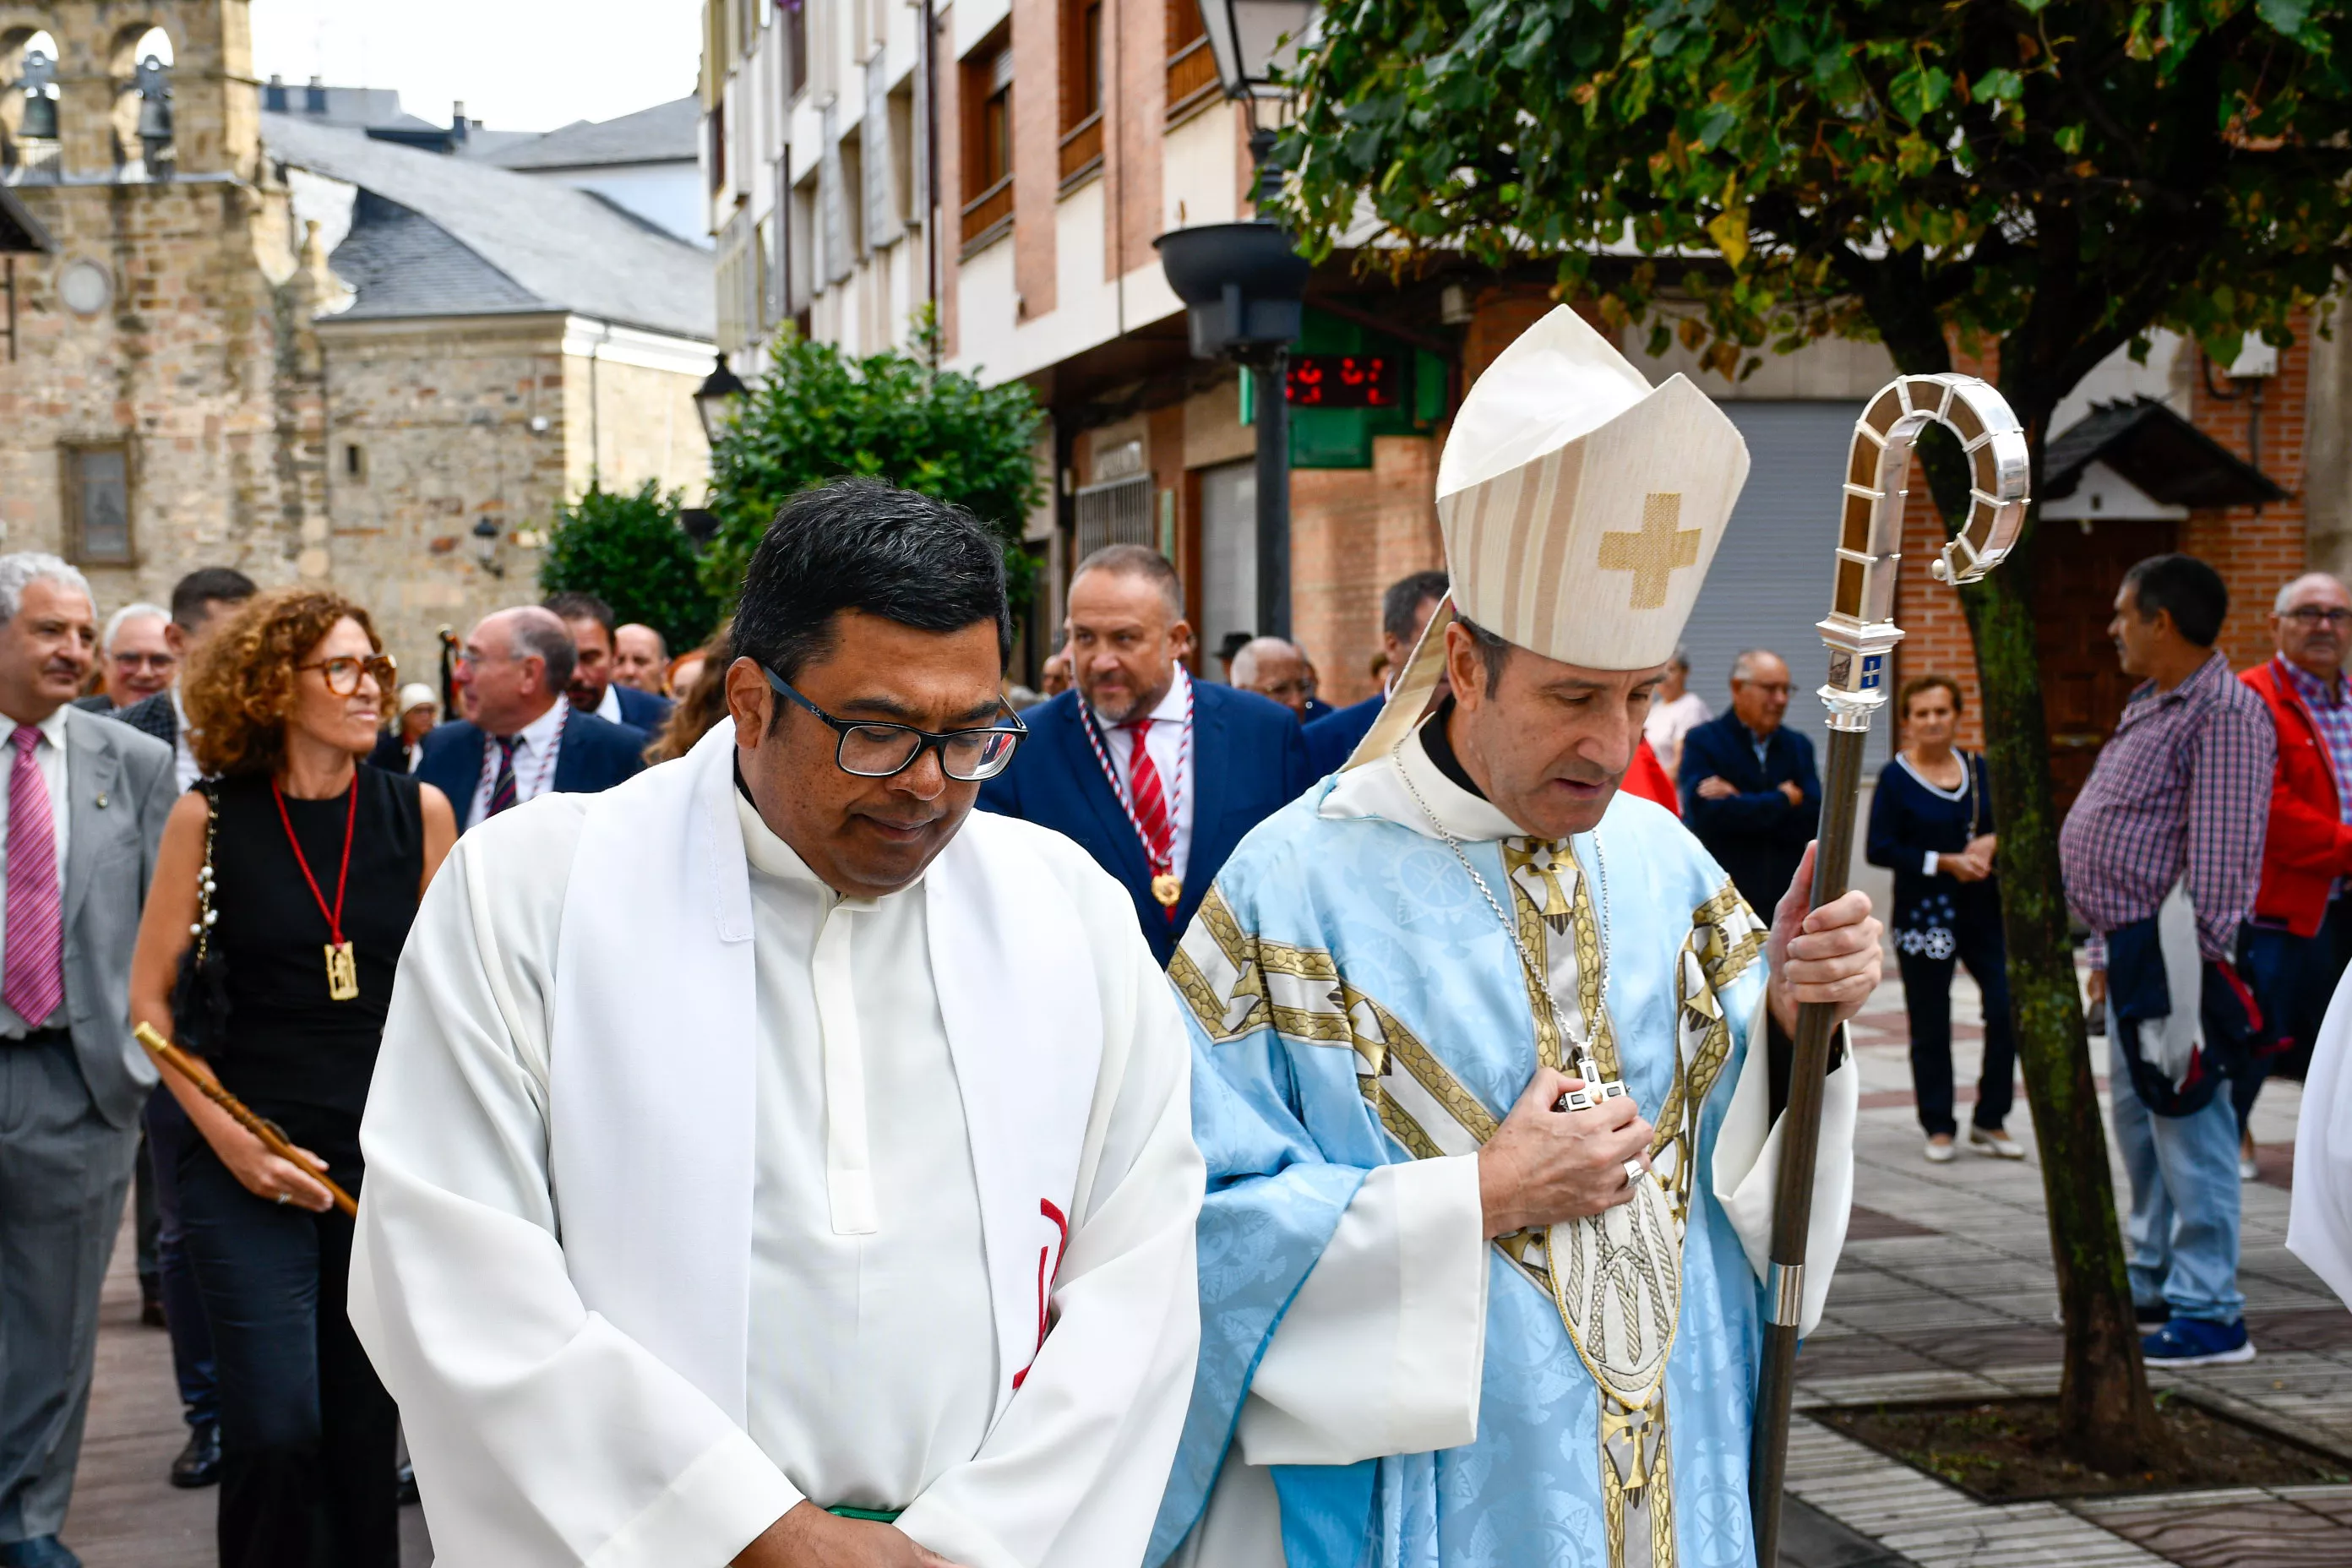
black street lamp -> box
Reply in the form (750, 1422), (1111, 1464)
(1153, 0), (1315, 640)
(694, 353), (749, 444)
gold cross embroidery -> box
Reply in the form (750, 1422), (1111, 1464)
(1597, 493), (1700, 609)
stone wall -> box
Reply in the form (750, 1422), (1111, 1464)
(315, 314), (570, 679)
(0, 174), (321, 614)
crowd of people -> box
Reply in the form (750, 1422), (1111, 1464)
(0, 332), (2344, 1565)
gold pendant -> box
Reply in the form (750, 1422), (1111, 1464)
(1151, 873), (1183, 907)
(324, 940), (359, 1002)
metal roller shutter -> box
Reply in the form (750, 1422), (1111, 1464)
(1680, 400), (1890, 771)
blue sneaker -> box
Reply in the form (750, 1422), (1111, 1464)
(2141, 1316), (2256, 1366)
(0, 1537), (84, 1568)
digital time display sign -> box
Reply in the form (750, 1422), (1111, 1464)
(1285, 353), (1401, 408)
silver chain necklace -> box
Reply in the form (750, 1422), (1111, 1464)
(1390, 734), (1611, 1057)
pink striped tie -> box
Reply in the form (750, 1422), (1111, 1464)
(3, 726), (63, 1027)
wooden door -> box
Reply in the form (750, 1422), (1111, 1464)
(2033, 517), (2179, 812)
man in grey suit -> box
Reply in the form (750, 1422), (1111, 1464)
(0, 556), (177, 1568)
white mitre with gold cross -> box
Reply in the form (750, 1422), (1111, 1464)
(1343, 306), (1751, 770)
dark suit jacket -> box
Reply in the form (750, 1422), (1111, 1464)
(977, 682), (1312, 965)
(109, 689), (177, 749)
(416, 709), (649, 828)
(69, 694), (112, 716)
(1678, 712), (1821, 915)
(610, 683), (673, 732)
(368, 730), (419, 774)
(1304, 693), (1385, 777)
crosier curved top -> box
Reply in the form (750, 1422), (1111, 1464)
(1817, 374), (2032, 732)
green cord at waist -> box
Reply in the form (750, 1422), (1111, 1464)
(826, 1505), (903, 1523)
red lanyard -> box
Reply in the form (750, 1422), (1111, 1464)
(271, 777), (357, 945)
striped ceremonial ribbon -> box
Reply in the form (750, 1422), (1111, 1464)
(1077, 677), (1194, 903)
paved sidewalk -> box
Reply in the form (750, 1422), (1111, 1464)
(1788, 968), (2352, 1568)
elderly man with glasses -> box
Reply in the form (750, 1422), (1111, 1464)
(2238, 573), (2352, 1173)
(413, 606), (646, 831)
(353, 479), (1203, 1568)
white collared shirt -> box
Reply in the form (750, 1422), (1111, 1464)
(591, 684), (623, 727)
(1094, 663), (1196, 880)
(172, 684), (199, 792)
(465, 700), (569, 829)
(730, 790), (999, 1508)
(0, 705), (74, 1034)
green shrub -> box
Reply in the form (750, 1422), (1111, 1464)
(540, 478), (718, 653)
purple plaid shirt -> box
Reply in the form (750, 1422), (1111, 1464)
(2059, 651), (2275, 962)
(2280, 656), (2352, 824)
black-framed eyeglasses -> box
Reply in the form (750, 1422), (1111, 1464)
(2284, 607), (2352, 626)
(763, 666), (1026, 781)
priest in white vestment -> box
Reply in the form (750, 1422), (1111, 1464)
(2291, 964), (2352, 1309)
(1152, 308), (1876, 1568)
(351, 479), (1204, 1568)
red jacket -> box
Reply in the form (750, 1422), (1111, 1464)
(1625, 738), (1680, 816)
(2242, 658), (2352, 936)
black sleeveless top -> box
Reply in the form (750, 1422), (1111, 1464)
(206, 765), (424, 1125)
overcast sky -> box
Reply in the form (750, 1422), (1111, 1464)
(249, 0), (704, 133)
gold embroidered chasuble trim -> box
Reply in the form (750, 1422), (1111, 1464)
(1172, 858), (1767, 1568)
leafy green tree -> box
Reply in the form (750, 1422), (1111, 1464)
(1285, 0), (2352, 1465)
(702, 318), (1048, 621)
(539, 479), (718, 655)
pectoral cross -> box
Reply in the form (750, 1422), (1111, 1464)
(1598, 493), (1701, 609)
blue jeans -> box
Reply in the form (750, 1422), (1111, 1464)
(2108, 1031), (2245, 1323)
(143, 1089), (218, 1429)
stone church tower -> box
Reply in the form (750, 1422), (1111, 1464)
(0, 0), (338, 611)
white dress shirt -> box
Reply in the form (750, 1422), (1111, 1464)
(1094, 663), (1196, 880)
(0, 706), (74, 1035)
(465, 700), (569, 829)
(732, 789), (1001, 1509)
(592, 684), (623, 727)
(171, 685), (200, 792)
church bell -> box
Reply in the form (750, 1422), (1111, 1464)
(19, 90), (57, 140)
(135, 57), (173, 144)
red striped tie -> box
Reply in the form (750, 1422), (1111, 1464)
(3, 726), (63, 1027)
(1127, 718), (1174, 869)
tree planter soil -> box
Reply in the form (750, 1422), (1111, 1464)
(1814, 1395), (2350, 1503)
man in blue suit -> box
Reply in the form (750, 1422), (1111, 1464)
(546, 591), (674, 734)
(416, 607), (647, 831)
(1304, 569), (1450, 775)
(1679, 647), (1821, 912)
(979, 544), (1310, 965)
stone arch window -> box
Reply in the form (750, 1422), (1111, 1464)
(109, 24), (175, 179)
(2, 30), (63, 185)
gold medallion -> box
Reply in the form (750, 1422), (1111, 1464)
(324, 940), (359, 1002)
(1151, 873), (1183, 907)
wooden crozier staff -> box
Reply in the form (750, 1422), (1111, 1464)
(134, 1020), (359, 1217)
(1748, 373), (2029, 1563)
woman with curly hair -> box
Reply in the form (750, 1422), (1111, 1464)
(643, 618), (732, 765)
(128, 588), (456, 1568)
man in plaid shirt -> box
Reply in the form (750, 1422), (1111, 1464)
(2060, 553), (2273, 1367)
(2239, 574), (2352, 1167)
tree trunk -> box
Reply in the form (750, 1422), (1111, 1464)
(1917, 436), (2172, 1471)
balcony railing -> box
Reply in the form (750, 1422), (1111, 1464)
(1058, 111), (1102, 193)
(961, 174), (1014, 251)
(1165, 38), (1219, 124)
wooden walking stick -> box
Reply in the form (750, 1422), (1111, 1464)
(1748, 374), (2029, 1565)
(135, 1021), (359, 1217)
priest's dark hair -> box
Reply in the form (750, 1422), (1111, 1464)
(732, 477), (1012, 685)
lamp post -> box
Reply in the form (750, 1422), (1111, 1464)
(1152, 0), (1315, 641)
(694, 353), (749, 444)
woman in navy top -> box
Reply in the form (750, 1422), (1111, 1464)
(1865, 675), (2021, 1163)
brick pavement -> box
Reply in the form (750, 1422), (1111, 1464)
(57, 970), (2352, 1567)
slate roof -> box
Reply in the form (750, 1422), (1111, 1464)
(2042, 397), (2285, 510)
(262, 112), (712, 341)
(487, 97), (700, 171)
